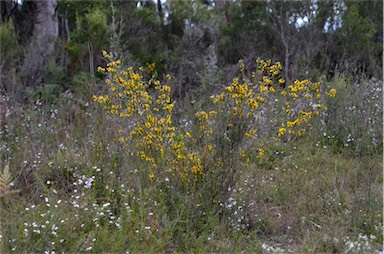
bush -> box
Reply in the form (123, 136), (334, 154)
(93, 53), (336, 227)
(1, 56), (381, 253)
(0, 20), (20, 67)
(317, 74), (383, 155)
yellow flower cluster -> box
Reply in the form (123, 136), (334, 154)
(210, 59), (284, 141)
(256, 59), (282, 79)
(146, 62), (156, 73)
(94, 53), (337, 186)
(329, 88), (336, 97)
(211, 58), (336, 149)
(94, 51), (206, 186)
(278, 78), (332, 138)
(196, 111), (213, 135)
(95, 61), (153, 117)
(278, 128), (286, 136)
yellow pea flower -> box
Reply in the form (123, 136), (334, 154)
(329, 89), (336, 97)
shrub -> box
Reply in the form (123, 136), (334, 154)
(317, 74), (383, 155)
(0, 20), (20, 67)
(93, 52), (336, 225)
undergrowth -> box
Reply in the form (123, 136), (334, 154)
(0, 59), (382, 253)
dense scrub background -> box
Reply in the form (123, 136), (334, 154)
(1, 0), (382, 99)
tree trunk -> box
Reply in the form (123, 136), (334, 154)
(21, 0), (59, 88)
(285, 45), (289, 83)
(157, 0), (163, 23)
(1, 0), (17, 25)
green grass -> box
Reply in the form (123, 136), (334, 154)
(0, 74), (382, 253)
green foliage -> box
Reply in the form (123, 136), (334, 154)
(92, 55), (338, 243)
(31, 84), (63, 105)
(69, 7), (108, 48)
(218, 1), (272, 64)
(168, 0), (214, 28)
(63, 2), (109, 74)
(119, 6), (162, 64)
(0, 1), (382, 252)
(0, 20), (20, 66)
(0, 164), (19, 200)
(42, 61), (69, 86)
(84, 9), (108, 44)
(341, 4), (375, 52)
(0, 20), (21, 97)
(316, 74), (383, 155)
(0, 68), (382, 252)
(58, 0), (108, 18)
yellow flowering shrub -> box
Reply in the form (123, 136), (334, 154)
(94, 53), (336, 210)
(209, 59), (333, 145)
(94, 51), (204, 187)
(196, 59), (337, 198)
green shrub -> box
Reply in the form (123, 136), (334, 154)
(0, 20), (20, 66)
(318, 74), (383, 155)
(93, 54), (335, 229)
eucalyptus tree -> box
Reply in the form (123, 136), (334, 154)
(21, 0), (59, 88)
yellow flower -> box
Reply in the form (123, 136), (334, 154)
(163, 103), (174, 112)
(329, 88), (336, 97)
(259, 85), (268, 93)
(106, 67), (116, 73)
(278, 128), (286, 136)
(130, 72), (140, 80)
(149, 172), (155, 181)
(298, 129), (306, 136)
(212, 93), (225, 103)
(226, 86), (233, 93)
(287, 121), (295, 127)
(147, 62), (156, 72)
(258, 148), (265, 158)
(245, 129), (255, 138)
(248, 98), (259, 109)
(196, 111), (209, 121)
(257, 96), (265, 103)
